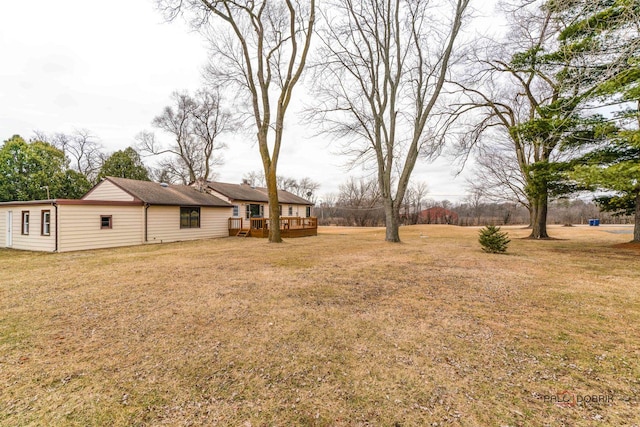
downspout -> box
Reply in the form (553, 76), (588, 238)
(144, 203), (149, 242)
(54, 202), (58, 252)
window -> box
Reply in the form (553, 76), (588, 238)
(246, 204), (261, 218)
(180, 207), (200, 228)
(288, 206), (293, 216)
(41, 210), (51, 236)
(232, 205), (239, 217)
(21, 211), (29, 235)
(306, 206), (311, 218)
(101, 215), (112, 229)
(278, 204), (282, 215)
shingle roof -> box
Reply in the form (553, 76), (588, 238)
(206, 181), (313, 205)
(206, 181), (270, 202)
(256, 187), (314, 205)
(103, 177), (232, 207)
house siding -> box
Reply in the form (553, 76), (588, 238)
(57, 205), (143, 252)
(146, 205), (231, 243)
(0, 204), (57, 252)
(83, 180), (136, 202)
(283, 204), (304, 217)
(207, 189), (232, 204)
(222, 201), (310, 220)
(277, 203), (309, 218)
(205, 188), (310, 219)
(0, 210), (4, 247)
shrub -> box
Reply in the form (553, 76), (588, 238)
(478, 225), (510, 253)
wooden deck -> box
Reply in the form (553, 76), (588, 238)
(229, 216), (318, 238)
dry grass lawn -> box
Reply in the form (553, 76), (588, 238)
(1, 225), (639, 426)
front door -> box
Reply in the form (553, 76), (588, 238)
(6, 211), (12, 247)
(249, 204), (262, 218)
(247, 204), (265, 230)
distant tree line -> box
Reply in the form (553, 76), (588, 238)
(316, 175), (634, 228)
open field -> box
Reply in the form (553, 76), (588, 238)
(1, 225), (639, 426)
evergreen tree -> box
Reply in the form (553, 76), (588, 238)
(97, 147), (150, 181)
(478, 225), (511, 254)
(556, 0), (640, 241)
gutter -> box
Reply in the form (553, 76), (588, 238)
(54, 202), (58, 252)
(144, 203), (149, 242)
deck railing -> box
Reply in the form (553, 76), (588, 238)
(229, 217), (243, 230)
(250, 217), (267, 230)
(228, 216), (317, 237)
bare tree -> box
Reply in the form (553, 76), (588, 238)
(463, 187), (484, 226)
(466, 141), (532, 221)
(453, 197), (530, 226)
(316, 192), (338, 225)
(452, 0), (607, 238)
(276, 176), (299, 193)
(312, 0), (470, 242)
(157, 0), (315, 242)
(403, 181), (429, 224)
(34, 129), (104, 182)
(138, 88), (229, 184)
(295, 177), (320, 201)
(277, 175), (320, 199)
(242, 170), (267, 187)
(337, 176), (384, 226)
(242, 170), (319, 200)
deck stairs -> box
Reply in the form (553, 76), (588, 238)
(236, 229), (250, 237)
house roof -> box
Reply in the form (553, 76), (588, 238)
(0, 199), (142, 207)
(258, 187), (315, 205)
(97, 177), (232, 207)
(0, 200), (57, 207)
(206, 181), (314, 205)
(206, 181), (270, 203)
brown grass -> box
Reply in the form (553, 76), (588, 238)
(1, 225), (639, 426)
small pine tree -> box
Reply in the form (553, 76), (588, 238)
(478, 225), (511, 253)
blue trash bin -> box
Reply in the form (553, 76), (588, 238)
(589, 219), (595, 226)
(594, 219), (600, 226)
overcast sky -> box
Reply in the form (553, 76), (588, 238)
(0, 0), (495, 202)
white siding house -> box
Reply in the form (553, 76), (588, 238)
(83, 179), (136, 201)
(0, 177), (232, 252)
(146, 205), (230, 243)
(1, 202), (57, 252)
(57, 202), (144, 252)
(204, 181), (314, 221)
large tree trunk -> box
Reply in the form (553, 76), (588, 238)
(634, 191), (640, 243)
(264, 161), (282, 243)
(529, 193), (550, 239)
(525, 206), (534, 229)
(384, 200), (401, 242)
